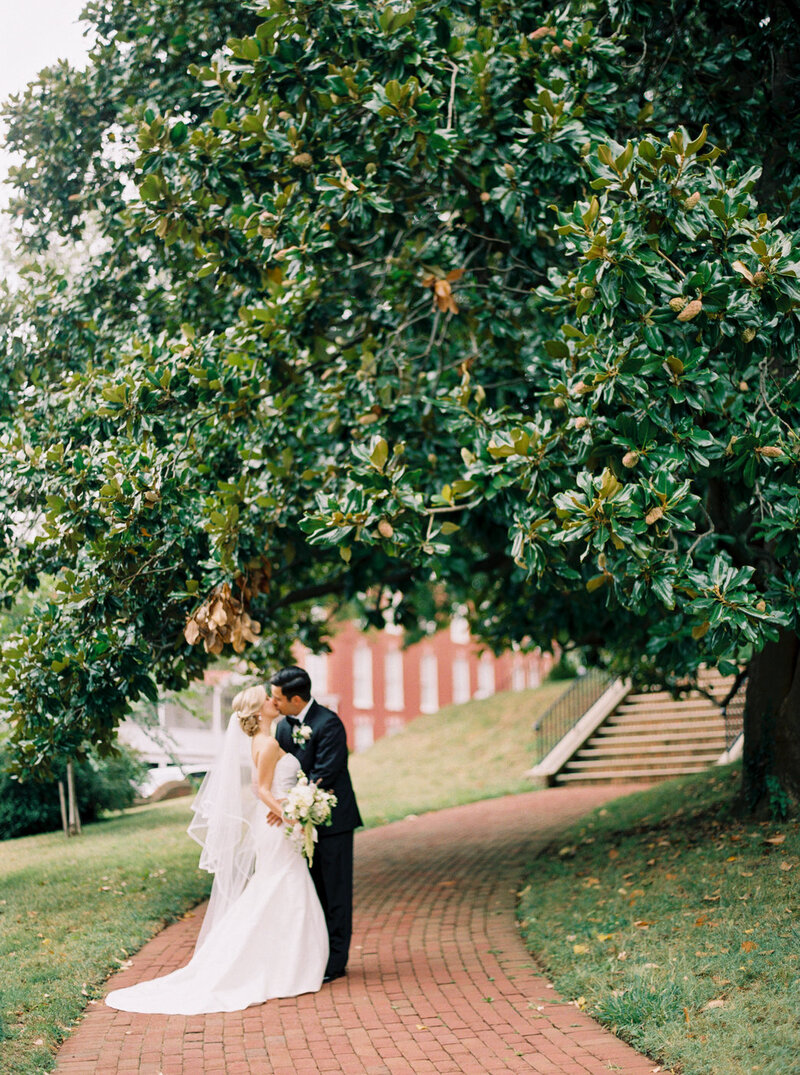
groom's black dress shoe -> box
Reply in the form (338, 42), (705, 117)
(322, 969), (346, 983)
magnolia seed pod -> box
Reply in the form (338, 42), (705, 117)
(480, 191), (491, 202)
(574, 416), (589, 430)
(504, 163), (515, 178)
(377, 518), (394, 539)
(677, 298), (703, 321)
(739, 380), (749, 391)
(669, 296), (687, 311)
(580, 286), (595, 299)
(622, 450), (639, 468)
(753, 271), (768, 285)
(291, 152), (313, 168)
(645, 505), (664, 525)
(683, 192), (701, 209)
(757, 445), (782, 458)
(741, 327), (756, 343)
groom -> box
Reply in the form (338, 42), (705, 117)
(270, 665), (363, 983)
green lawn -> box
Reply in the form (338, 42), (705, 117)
(520, 762), (800, 1075)
(0, 799), (210, 1075)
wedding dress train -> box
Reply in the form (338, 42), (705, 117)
(105, 753), (328, 1014)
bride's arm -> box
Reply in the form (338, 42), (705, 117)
(253, 737), (285, 822)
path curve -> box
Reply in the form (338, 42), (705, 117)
(56, 787), (663, 1074)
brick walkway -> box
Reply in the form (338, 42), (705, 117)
(56, 787), (664, 1074)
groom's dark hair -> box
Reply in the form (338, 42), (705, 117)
(270, 665), (312, 702)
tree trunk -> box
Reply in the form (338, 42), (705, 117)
(742, 627), (800, 808)
(58, 780), (69, 836)
(66, 760), (82, 836)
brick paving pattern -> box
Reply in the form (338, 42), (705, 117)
(56, 787), (664, 1074)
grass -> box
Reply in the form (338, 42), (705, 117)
(519, 762), (800, 1075)
(0, 799), (209, 1074)
(349, 681), (570, 825)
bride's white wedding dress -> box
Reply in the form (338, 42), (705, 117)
(105, 753), (328, 1014)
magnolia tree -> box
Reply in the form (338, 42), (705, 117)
(1, 0), (798, 806)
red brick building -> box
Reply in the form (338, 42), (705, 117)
(296, 617), (553, 752)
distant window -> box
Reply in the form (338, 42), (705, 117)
(354, 715), (374, 752)
(512, 657), (526, 692)
(452, 658), (471, 704)
(353, 646), (373, 709)
(420, 653), (439, 713)
(386, 716), (405, 737)
(450, 615), (471, 645)
(384, 650), (404, 711)
(304, 652), (329, 696)
(476, 653), (495, 699)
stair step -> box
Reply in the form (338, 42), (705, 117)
(556, 765), (716, 782)
(615, 702), (722, 715)
(577, 743), (724, 758)
(567, 754), (721, 770)
(591, 730), (726, 746)
(602, 720), (725, 735)
(625, 688), (732, 704)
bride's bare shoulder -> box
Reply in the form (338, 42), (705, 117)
(252, 733), (284, 760)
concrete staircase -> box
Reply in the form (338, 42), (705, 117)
(554, 668), (738, 786)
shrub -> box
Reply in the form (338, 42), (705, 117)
(0, 745), (148, 840)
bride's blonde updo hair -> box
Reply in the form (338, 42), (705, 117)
(231, 684), (267, 738)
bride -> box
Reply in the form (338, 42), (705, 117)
(105, 685), (328, 1014)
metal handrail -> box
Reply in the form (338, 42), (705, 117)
(533, 668), (613, 762)
(721, 673), (747, 750)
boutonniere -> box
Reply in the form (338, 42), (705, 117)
(292, 722), (313, 748)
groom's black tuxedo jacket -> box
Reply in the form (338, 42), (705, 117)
(276, 701), (363, 837)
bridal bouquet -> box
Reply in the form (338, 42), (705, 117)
(282, 774), (337, 866)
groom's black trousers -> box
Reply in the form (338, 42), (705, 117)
(310, 830), (354, 976)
